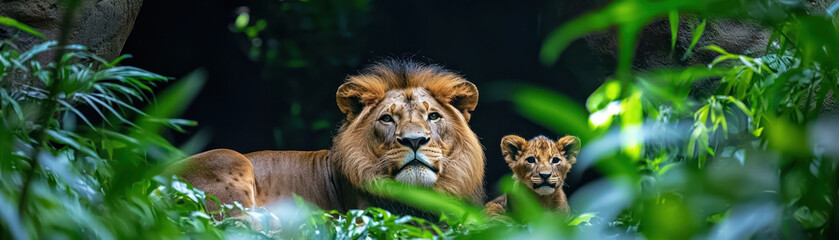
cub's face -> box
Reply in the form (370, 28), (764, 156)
(501, 135), (580, 195)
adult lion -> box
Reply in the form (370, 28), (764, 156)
(172, 60), (485, 216)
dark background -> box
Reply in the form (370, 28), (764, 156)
(122, 0), (612, 200)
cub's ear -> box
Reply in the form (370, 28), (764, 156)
(557, 135), (581, 164)
(336, 81), (384, 122)
(500, 135), (527, 164)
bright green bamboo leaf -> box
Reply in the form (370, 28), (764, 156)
(682, 19), (707, 61)
(540, 7), (616, 65)
(499, 177), (544, 222)
(0, 17), (46, 39)
(235, 12), (250, 30)
(510, 84), (593, 140)
(540, 0), (734, 66)
(586, 80), (624, 112)
(621, 91), (643, 159)
(765, 115), (810, 156)
(568, 212), (597, 226)
(140, 69), (205, 134)
(704, 45), (729, 55)
(669, 10), (679, 53)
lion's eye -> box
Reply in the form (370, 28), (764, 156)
(428, 112), (441, 121)
(551, 157), (560, 164)
(379, 115), (394, 123)
(525, 157), (536, 163)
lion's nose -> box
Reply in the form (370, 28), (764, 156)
(539, 173), (551, 180)
(398, 136), (430, 152)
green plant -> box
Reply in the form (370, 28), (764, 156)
(504, 0), (839, 238)
(0, 11), (232, 239)
(5, 0), (839, 239)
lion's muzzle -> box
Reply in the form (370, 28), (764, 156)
(394, 151), (439, 187)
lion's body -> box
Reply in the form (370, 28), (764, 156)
(171, 149), (339, 214)
(485, 135), (579, 215)
(246, 150), (340, 209)
(172, 60), (485, 217)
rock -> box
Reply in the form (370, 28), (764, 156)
(558, 0), (835, 114)
(559, 0), (832, 71)
(0, 0), (144, 89)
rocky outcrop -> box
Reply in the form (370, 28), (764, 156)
(559, 0), (832, 71)
(0, 0), (144, 89)
(559, 0), (835, 114)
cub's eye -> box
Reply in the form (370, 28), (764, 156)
(378, 115), (394, 123)
(525, 157), (536, 163)
(428, 112), (441, 121)
(551, 157), (561, 164)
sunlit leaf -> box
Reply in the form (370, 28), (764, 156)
(568, 212), (597, 226)
(682, 19), (706, 60)
(669, 10), (679, 53)
(0, 16), (46, 39)
(510, 84), (592, 140)
(499, 177), (544, 222)
(621, 91), (643, 159)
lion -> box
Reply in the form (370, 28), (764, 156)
(170, 60), (485, 218)
(485, 135), (580, 215)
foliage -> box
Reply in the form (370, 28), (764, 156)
(514, 0), (839, 239)
(0, 17), (45, 40)
(4, 0), (839, 239)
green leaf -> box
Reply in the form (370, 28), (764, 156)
(682, 19), (706, 61)
(499, 177), (544, 222)
(0, 16), (46, 39)
(45, 129), (98, 157)
(621, 91), (644, 159)
(765, 115), (810, 156)
(794, 206), (828, 229)
(669, 10), (679, 54)
(365, 179), (486, 226)
(510, 84), (592, 140)
(234, 12), (250, 30)
(569, 212), (597, 226)
(140, 69), (206, 134)
(586, 80), (623, 112)
(540, 0), (736, 66)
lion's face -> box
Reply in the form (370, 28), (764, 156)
(370, 88), (458, 187)
(501, 135), (580, 195)
(329, 60), (485, 204)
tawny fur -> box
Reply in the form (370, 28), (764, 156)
(169, 60), (485, 217)
(485, 135), (580, 216)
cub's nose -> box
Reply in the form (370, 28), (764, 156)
(539, 173), (551, 180)
(398, 136), (430, 151)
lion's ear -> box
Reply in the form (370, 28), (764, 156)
(336, 82), (383, 122)
(501, 135), (526, 164)
(557, 135), (581, 164)
(425, 80), (479, 122)
(449, 82), (479, 122)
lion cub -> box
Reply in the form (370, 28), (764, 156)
(485, 135), (580, 215)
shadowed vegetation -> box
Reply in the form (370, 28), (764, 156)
(2, 0), (839, 239)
